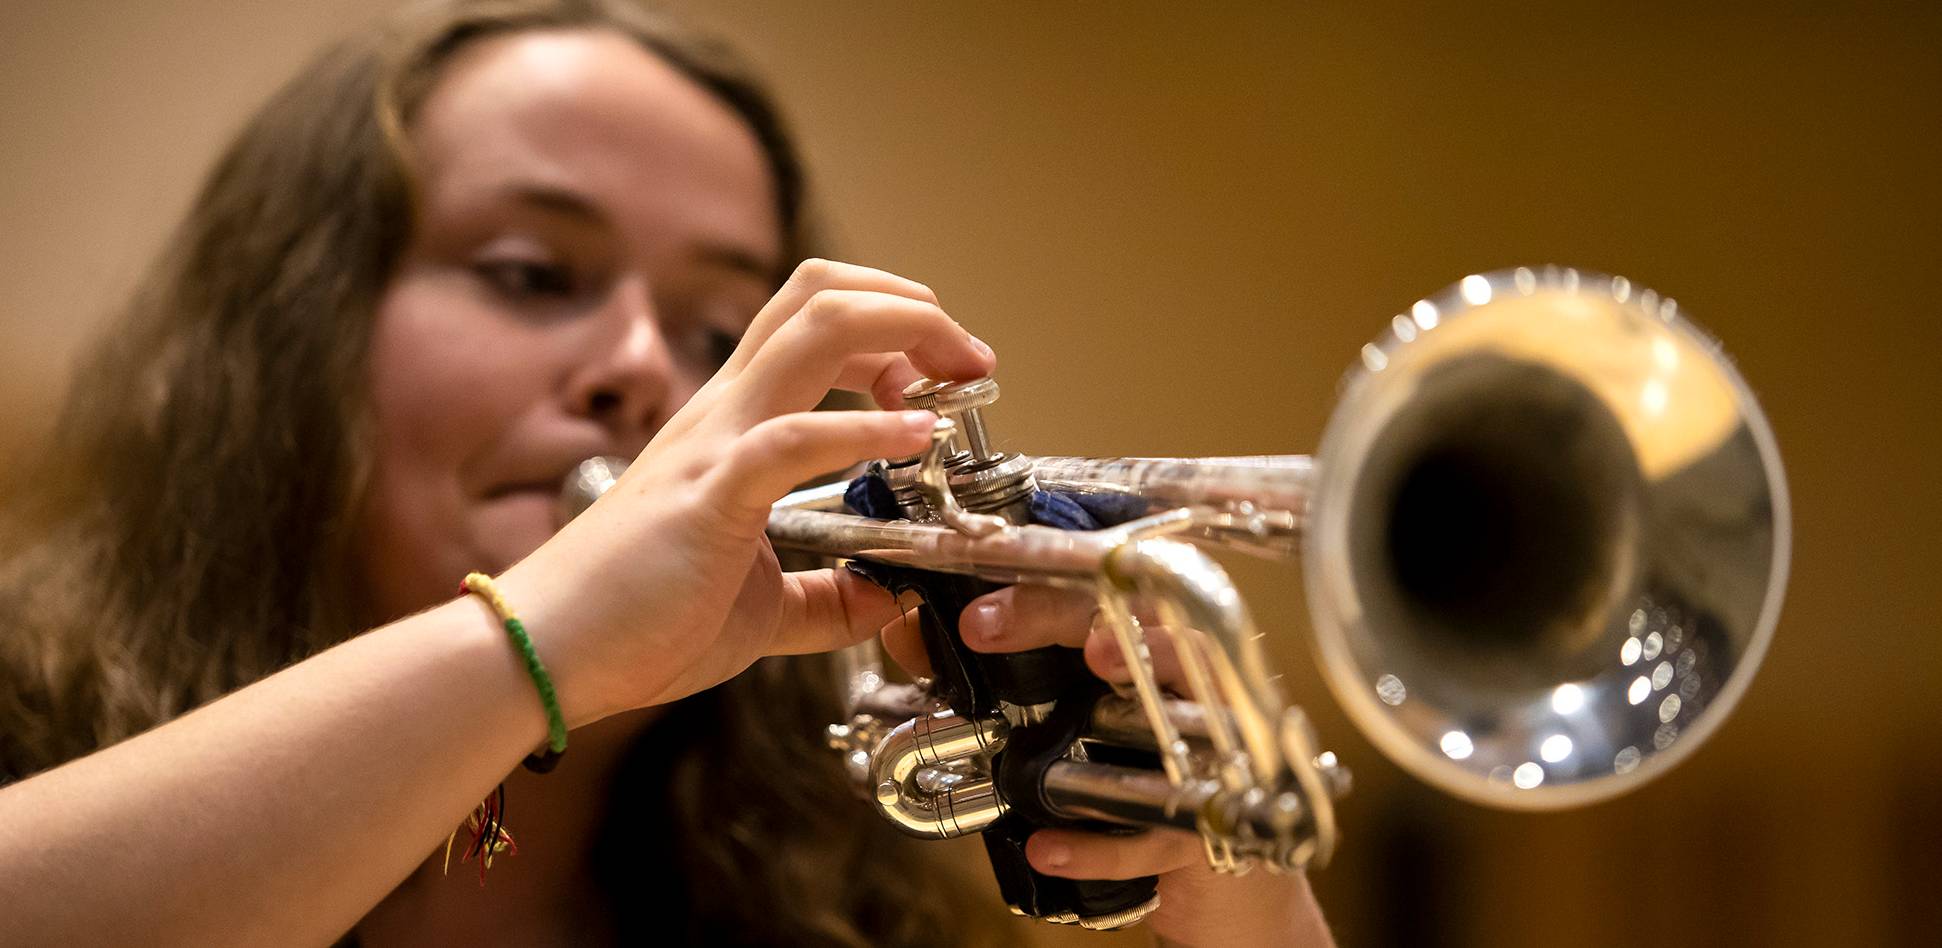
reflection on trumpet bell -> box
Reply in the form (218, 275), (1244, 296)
(1308, 266), (1787, 809)
(561, 266), (1788, 929)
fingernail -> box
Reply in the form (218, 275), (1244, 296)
(966, 601), (1004, 643)
(970, 335), (995, 359)
(1037, 842), (1070, 869)
(900, 410), (938, 432)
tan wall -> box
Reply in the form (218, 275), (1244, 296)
(4, 2), (1939, 946)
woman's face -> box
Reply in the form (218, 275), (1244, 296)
(353, 29), (782, 621)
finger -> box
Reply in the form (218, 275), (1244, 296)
(771, 566), (904, 656)
(832, 351), (931, 410)
(711, 410), (937, 520)
(657, 262), (957, 443)
(727, 259), (943, 373)
(958, 585), (1098, 653)
(728, 289), (994, 423)
(1083, 624), (1191, 694)
(1025, 828), (1205, 880)
(878, 604), (933, 678)
(656, 336), (925, 448)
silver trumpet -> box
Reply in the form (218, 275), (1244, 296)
(565, 266), (1789, 930)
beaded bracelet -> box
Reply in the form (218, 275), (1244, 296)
(460, 572), (568, 774)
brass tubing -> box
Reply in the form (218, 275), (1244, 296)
(1041, 759), (1204, 831)
(869, 711), (1011, 840)
(1029, 455), (1313, 516)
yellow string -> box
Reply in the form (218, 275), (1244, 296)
(462, 571), (519, 622)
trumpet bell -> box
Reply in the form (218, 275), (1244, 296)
(1305, 267), (1790, 809)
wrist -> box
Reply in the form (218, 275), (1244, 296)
(490, 556), (616, 731)
(1150, 867), (1333, 948)
(413, 595), (557, 765)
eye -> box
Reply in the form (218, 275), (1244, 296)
(703, 328), (741, 370)
(474, 258), (578, 300)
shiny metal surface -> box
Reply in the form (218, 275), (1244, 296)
(903, 376), (1004, 460)
(1304, 267), (1788, 808)
(1076, 893), (1164, 932)
(1031, 454), (1313, 520)
(911, 420), (1009, 538)
(868, 710), (1010, 839)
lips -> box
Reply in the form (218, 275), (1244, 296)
(483, 480), (567, 501)
(481, 463), (585, 531)
(480, 482), (574, 537)
(476, 431), (629, 529)
(481, 451), (609, 505)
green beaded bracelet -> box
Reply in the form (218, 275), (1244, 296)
(461, 572), (567, 773)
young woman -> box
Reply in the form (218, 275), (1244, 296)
(0, 2), (1331, 944)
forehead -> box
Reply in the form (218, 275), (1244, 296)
(410, 29), (779, 257)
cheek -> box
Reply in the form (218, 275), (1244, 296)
(352, 276), (553, 616)
(368, 291), (521, 467)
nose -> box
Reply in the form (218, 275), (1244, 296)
(565, 278), (673, 443)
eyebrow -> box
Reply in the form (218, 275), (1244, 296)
(503, 184), (613, 229)
(499, 182), (780, 278)
(692, 241), (781, 282)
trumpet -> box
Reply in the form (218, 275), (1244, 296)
(565, 266), (1790, 931)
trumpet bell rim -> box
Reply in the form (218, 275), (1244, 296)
(1304, 266), (1791, 810)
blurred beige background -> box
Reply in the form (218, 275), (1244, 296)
(3, 2), (1939, 946)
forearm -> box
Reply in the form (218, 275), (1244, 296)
(0, 596), (549, 947)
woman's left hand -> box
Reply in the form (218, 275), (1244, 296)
(881, 585), (1336, 948)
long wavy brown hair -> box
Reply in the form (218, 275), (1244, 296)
(0, 1), (987, 944)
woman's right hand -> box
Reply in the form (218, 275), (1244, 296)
(498, 259), (994, 726)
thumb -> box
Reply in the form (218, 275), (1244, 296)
(771, 567), (901, 655)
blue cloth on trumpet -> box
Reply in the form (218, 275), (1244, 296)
(1023, 490), (1148, 530)
(844, 472), (1147, 530)
(843, 473), (901, 521)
